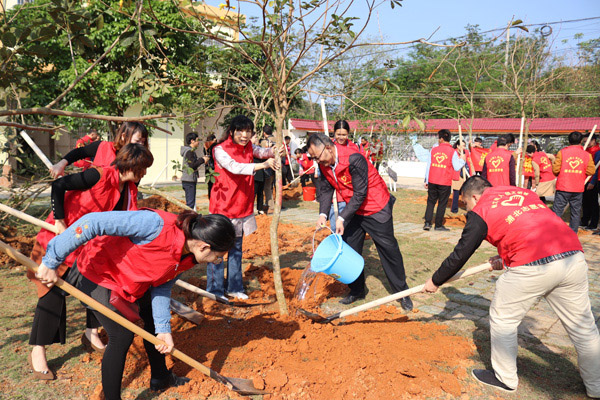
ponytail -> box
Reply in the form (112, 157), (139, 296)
(176, 211), (235, 252)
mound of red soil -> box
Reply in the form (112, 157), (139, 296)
(283, 185), (303, 200)
(112, 263), (475, 400)
(138, 195), (185, 214)
(243, 215), (328, 259)
(0, 225), (36, 264)
(444, 214), (467, 228)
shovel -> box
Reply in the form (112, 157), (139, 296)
(299, 262), (492, 324)
(0, 240), (267, 395)
(174, 279), (275, 308)
(0, 203), (206, 324)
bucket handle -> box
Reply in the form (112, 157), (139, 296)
(312, 225), (341, 256)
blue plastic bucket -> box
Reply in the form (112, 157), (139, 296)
(310, 232), (364, 284)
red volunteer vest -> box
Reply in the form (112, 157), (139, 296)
(93, 141), (117, 167)
(522, 155), (534, 178)
(556, 145), (590, 193)
(36, 166), (138, 267)
(587, 144), (599, 159)
(470, 147), (490, 173)
(298, 154), (312, 171)
(320, 143), (390, 216)
(77, 209), (195, 302)
(473, 186), (582, 267)
(210, 136), (254, 219)
(485, 148), (512, 186)
(428, 142), (455, 186)
(532, 151), (554, 183)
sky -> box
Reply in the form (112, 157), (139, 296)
(222, 0), (600, 61)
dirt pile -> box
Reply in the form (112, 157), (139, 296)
(0, 225), (36, 264)
(243, 215), (327, 259)
(138, 195), (185, 213)
(283, 185), (303, 200)
(444, 214), (467, 228)
(115, 263), (476, 400)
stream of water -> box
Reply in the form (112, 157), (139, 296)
(293, 265), (319, 302)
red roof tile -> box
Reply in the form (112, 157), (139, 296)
(289, 117), (600, 134)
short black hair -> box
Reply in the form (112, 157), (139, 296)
(306, 132), (334, 149)
(334, 120), (350, 132)
(496, 136), (508, 147)
(294, 148), (302, 155)
(262, 125), (273, 136)
(438, 129), (451, 142)
(185, 132), (199, 146)
(460, 176), (492, 197)
(112, 143), (154, 176)
(568, 131), (583, 145)
(474, 137), (483, 143)
(504, 133), (516, 144)
(526, 144), (536, 154)
(176, 212), (235, 253)
(284, 136), (290, 141)
(226, 115), (254, 140)
(531, 140), (541, 152)
(206, 134), (216, 141)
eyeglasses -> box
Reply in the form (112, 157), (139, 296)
(309, 146), (326, 162)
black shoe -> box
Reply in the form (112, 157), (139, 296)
(593, 230), (600, 235)
(150, 371), (191, 392)
(423, 222), (432, 231)
(399, 296), (413, 312)
(339, 292), (366, 305)
(471, 369), (515, 393)
(434, 226), (450, 231)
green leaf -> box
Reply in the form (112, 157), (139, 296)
(402, 115), (410, 129)
(2, 32), (16, 48)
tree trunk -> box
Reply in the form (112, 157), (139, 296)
(270, 114), (288, 315)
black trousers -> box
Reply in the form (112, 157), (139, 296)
(86, 284), (169, 400)
(29, 268), (100, 346)
(300, 173), (315, 187)
(207, 179), (213, 200)
(255, 180), (265, 211)
(343, 213), (409, 296)
(424, 183), (451, 227)
(282, 164), (293, 185)
(582, 185), (599, 229)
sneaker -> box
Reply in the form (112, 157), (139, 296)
(423, 222), (432, 231)
(471, 369), (515, 393)
(227, 292), (249, 300)
(434, 226), (450, 231)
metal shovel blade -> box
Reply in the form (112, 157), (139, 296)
(297, 308), (340, 324)
(211, 370), (269, 395)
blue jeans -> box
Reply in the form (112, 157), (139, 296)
(329, 201), (347, 227)
(207, 236), (244, 296)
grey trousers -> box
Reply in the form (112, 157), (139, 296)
(552, 190), (583, 233)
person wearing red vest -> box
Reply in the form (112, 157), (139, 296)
(36, 210), (235, 399)
(294, 148), (316, 187)
(308, 133), (413, 310)
(582, 133), (600, 230)
(531, 141), (556, 203)
(27, 144), (153, 380)
(422, 176), (600, 397)
(552, 131), (596, 233)
(482, 135), (516, 187)
(424, 130), (466, 231)
(72, 129), (100, 169)
(371, 136), (384, 170)
(469, 137), (489, 175)
(49, 122), (149, 178)
(359, 137), (372, 162)
(450, 140), (473, 213)
(209, 115), (280, 299)
(522, 145), (540, 190)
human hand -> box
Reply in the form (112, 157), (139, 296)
(35, 263), (58, 288)
(335, 218), (344, 235)
(514, 147), (523, 156)
(55, 219), (67, 234)
(460, 153), (467, 161)
(422, 278), (438, 293)
(316, 214), (327, 229)
(424, 183), (428, 189)
(50, 159), (68, 179)
(203, 156), (210, 163)
(155, 333), (174, 354)
(587, 183), (595, 191)
(488, 255), (504, 271)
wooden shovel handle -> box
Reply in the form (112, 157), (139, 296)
(338, 262), (492, 319)
(0, 203), (56, 232)
(0, 240), (217, 380)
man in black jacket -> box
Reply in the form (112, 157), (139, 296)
(181, 132), (209, 210)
